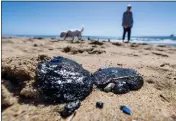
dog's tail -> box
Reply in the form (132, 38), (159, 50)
(81, 25), (84, 32)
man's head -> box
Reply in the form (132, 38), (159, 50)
(127, 4), (132, 12)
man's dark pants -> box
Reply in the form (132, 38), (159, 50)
(122, 27), (131, 42)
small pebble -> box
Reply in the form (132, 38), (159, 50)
(96, 102), (104, 109)
(33, 44), (38, 47)
(104, 83), (115, 92)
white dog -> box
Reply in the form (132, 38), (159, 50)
(60, 26), (84, 40)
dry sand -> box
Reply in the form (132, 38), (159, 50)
(1, 37), (176, 121)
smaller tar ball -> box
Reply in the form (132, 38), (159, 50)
(96, 102), (104, 109)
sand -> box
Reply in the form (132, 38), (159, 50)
(1, 37), (176, 121)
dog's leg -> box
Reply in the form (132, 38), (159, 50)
(64, 32), (68, 40)
(64, 34), (68, 40)
(78, 33), (82, 40)
(64, 36), (66, 40)
(79, 35), (82, 40)
(77, 36), (80, 40)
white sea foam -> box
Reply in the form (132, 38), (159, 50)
(131, 39), (176, 45)
(98, 38), (176, 45)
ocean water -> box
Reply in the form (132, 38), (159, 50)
(83, 36), (176, 46)
(4, 35), (176, 46)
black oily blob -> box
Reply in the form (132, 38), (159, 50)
(93, 67), (138, 88)
(92, 67), (144, 93)
(126, 75), (144, 90)
(96, 102), (104, 109)
(36, 56), (93, 102)
(113, 81), (130, 94)
(60, 100), (80, 118)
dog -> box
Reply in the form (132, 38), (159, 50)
(60, 26), (84, 40)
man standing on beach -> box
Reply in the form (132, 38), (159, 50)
(122, 4), (133, 43)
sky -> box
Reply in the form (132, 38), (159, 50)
(2, 2), (176, 36)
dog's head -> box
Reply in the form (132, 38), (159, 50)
(60, 32), (66, 38)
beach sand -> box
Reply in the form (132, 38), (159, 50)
(2, 37), (176, 121)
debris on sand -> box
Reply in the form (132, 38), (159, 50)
(159, 94), (170, 102)
(33, 43), (38, 47)
(59, 100), (80, 118)
(36, 56), (93, 102)
(70, 40), (84, 44)
(37, 54), (51, 61)
(152, 52), (169, 57)
(157, 45), (167, 48)
(62, 46), (84, 54)
(92, 67), (144, 94)
(120, 106), (131, 115)
(130, 43), (139, 48)
(160, 63), (169, 67)
(146, 79), (155, 84)
(89, 41), (104, 45)
(62, 46), (72, 53)
(88, 49), (106, 54)
(112, 42), (122, 46)
(92, 45), (97, 48)
(2, 84), (17, 108)
(33, 37), (43, 40)
(96, 102), (104, 109)
(62, 46), (105, 55)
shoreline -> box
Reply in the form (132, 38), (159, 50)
(2, 36), (176, 47)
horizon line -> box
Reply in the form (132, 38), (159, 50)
(2, 34), (174, 37)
